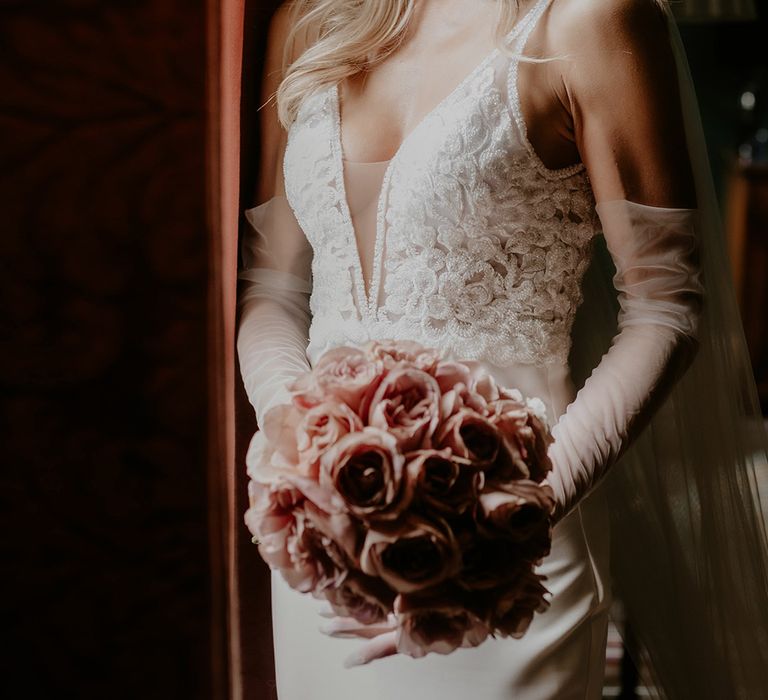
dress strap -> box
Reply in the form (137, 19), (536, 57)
(504, 0), (553, 51)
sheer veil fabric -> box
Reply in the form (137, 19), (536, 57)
(569, 3), (768, 696)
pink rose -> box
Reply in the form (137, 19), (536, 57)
(469, 371), (503, 404)
(323, 572), (396, 625)
(360, 515), (462, 593)
(405, 448), (483, 515)
(363, 339), (443, 373)
(244, 478), (303, 571)
(281, 506), (349, 594)
(516, 408), (554, 482)
(434, 408), (501, 468)
(302, 499), (363, 568)
(260, 400), (307, 468)
(244, 412), (303, 487)
(368, 366), (442, 452)
(484, 393), (553, 482)
(481, 399), (536, 484)
(478, 479), (554, 547)
(293, 345), (384, 416)
(319, 426), (411, 521)
(393, 584), (490, 657)
(295, 399), (364, 479)
(498, 385), (526, 402)
(482, 439), (532, 485)
(486, 396), (529, 436)
(244, 429), (278, 485)
(431, 361), (474, 395)
(440, 380), (489, 419)
(480, 571), (551, 638)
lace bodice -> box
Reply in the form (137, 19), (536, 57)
(283, 0), (599, 368)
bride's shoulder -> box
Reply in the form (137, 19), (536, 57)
(548, 0), (669, 52)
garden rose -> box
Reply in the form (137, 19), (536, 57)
(244, 478), (303, 571)
(295, 399), (364, 478)
(260, 400), (304, 467)
(368, 366), (442, 452)
(431, 361), (474, 395)
(244, 417), (303, 487)
(516, 407), (554, 482)
(394, 585), (490, 657)
(434, 408), (502, 468)
(324, 572), (396, 625)
(302, 499), (363, 566)
(440, 380), (489, 418)
(363, 338), (442, 373)
(293, 345), (384, 414)
(482, 571), (551, 638)
(282, 508), (349, 594)
(319, 427), (411, 521)
(360, 515), (462, 593)
(405, 448), (483, 515)
(470, 372), (501, 404)
(478, 479), (555, 544)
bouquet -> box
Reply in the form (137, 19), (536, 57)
(244, 339), (556, 658)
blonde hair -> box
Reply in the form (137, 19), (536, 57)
(275, 0), (527, 129)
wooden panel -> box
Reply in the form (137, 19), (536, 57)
(234, 3), (283, 699)
(725, 162), (768, 412)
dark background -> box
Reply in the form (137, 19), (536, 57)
(0, 1), (212, 697)
(1, 1), (766, 699)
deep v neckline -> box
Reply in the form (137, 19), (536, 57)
(329, 0), (549, 321)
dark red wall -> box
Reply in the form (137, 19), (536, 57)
(0, 2), (212, 697)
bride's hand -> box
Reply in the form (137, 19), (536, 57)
(317, 603), (399, 667)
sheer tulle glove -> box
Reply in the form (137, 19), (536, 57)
(236, 196), (313, 425)
(544, 199), (705, 523)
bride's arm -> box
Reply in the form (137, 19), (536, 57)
(237, 5), (315, 425)
(542, 0), (705, 521)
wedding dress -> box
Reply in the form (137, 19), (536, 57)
(236, 0), (768, 697)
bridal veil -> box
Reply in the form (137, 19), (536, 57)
(569, 2), (768, 695)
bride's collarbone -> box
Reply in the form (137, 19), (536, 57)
(337, 62), (580, 171)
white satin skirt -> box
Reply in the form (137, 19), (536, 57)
(269, 358), (612, 699)
(271, 487), (611, 700)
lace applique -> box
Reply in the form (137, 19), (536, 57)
(284, 40), (599, 368)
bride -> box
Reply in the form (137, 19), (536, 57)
(236, 0), (768, 697)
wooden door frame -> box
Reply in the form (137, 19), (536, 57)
(205, 0), (244, 697)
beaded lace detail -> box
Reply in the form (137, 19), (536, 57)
(283, 0), (599, 367)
